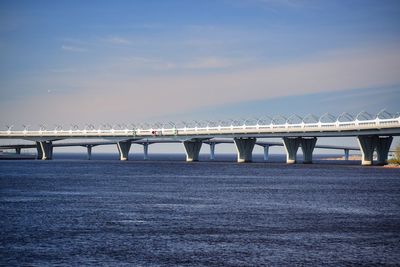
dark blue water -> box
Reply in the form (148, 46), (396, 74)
(1, 156), (400, 266)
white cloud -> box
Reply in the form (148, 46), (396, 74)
(1, 44), (400, 125)
(114, 56), (243, 71)
(230, 0), (316, 9)
(184, 57), (235, 69)
(102, 36), (132, 45)
(121, 56), (176, 70)
(61, 38), (90, 45)
(61, 45), (87, 52)
(117, 56), (248, 70)
(50, 68), (77, 73)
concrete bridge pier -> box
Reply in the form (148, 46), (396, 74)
(209, 142), (216, 160)
(143, 143), (149, 160)
(376, 136), (393, 165)
(300, 137), (317, 164)
(15, 147), (21, 154)
(234, 137), (256, 163)
(86, 145), (93, 160)
(117, 140), (132, 161)
(183, 140), (202, 162)
(344, 149), (349, 161)
(262, 145), (270, 161)
(357, 136), (376, 166)
(283, 137), (300, 164)
(36, 141), (53, 160)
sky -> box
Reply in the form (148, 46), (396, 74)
(0, 0), (400, 154)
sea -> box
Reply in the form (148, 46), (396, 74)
(1, 153), (400, 266)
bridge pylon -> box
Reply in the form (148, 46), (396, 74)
(117, 140), (132, 161)
(209, 142), (216, 160)
(283, 137), (300, 164)
(357, 135), (393, 166)
(86, 145), (93, 160)
(300, 137), (317, 164)
(234, 137), (256, 163)
(263, 145), (269, 161)
(36, 141), (53, 160)
(376, 136), (393, 165)
(143, 143), (149, 160)
(183, 140), (202, 162)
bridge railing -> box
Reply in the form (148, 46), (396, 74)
(1, 113), (399, 137)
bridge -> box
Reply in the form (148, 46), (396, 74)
(0, 139), (363, 161)
(1, 111), (399, 165)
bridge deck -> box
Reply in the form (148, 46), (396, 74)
(0, 139), (362, 151)
(1, 117), (399, 140)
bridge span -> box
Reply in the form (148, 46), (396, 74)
(0, 139), (363, 162)
(1, 111), (399, 165)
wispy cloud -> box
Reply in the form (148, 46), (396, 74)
(2, 44), (399, 125)
(231, 0), (316, 8)
(122, 56), (176, 70)
(61, 38), (91, 46)
(254, 0), (311, 7)
(117, 56), (250, 71)
(182, 39), (224, 48)
(61, 45), (87, 52)
(102, 36), (132, 45)
(184, 57), (237, 69)
(227, 0), (320, 13)
(49, 68), (78, 73)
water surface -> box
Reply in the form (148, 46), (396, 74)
(1, 157), (399, 266)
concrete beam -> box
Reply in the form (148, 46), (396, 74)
(300, 137), (317, 164)
(117, 140), (131, 161)
(376, 136), (393, 165)
(36, 141), (53, 160)
(283, 137), (300, 164)
(183, 140), (202, 162)
(234, 137), (256, 163)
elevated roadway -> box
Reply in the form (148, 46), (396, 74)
(1, 112), (399, 165)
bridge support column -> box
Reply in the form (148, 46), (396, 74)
(263, 145), (269, 161)
(143, 143), (149, 160)
(209, 143), (216, 160)
(36, 141), (53, 160)
(357, 136), (376, 166)
(86, 145), (93, 160)
(234, 137), (256, 163)
(283, 137), (300, 164)
(183, 140), (202, 162)
(376, 136), (393, 166)
(344, 149), (349, 161)
(300, 137), (317, 164)
(117, 140), (131, 161)
(15, 147), (21, 154)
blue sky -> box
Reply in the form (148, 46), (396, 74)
(1, 0), (400, 128)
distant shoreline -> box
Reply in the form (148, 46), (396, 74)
(320, 155), (361, 161)
(0, 153), (36, 160)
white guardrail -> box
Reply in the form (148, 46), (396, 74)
(1, 117), (400, 138)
